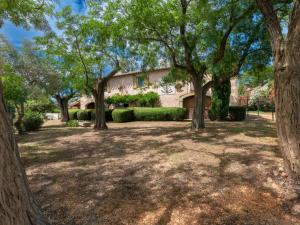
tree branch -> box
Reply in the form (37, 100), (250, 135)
(213, 4), (255, 64)
(255, 0), (283, 53)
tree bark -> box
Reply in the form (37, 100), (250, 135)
(0, 80), (49, 225)
(56, 95), (70, 122)
(93, 80), (107, 130)
(256, 0), (300, 180)
(191, 74), (205, 130)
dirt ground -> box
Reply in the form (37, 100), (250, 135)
(18, 116), (300, 225)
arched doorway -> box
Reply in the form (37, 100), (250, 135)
(182, 95), (211, 119)
(86, 102), (95, 109)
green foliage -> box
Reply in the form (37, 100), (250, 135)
(0, 0), (53, 30)
(66, 120), (79, 127)
(2, 73), (27, 105)
(26, 100), (56, 113)
(210, 79), (231, 120)
(228, 106), (246, 121)
(239, 66), (274, 95)
(23, 111), (44, 131)
(112, 109), (134, 123)
(77, 110), (92, 121)
(132, 107), (186, 121)
(106, 92), (160, 107)
(69, 109), (79, 120)
(91, 109), (113, 122)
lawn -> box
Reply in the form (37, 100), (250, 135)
(18, 116), (299, 225)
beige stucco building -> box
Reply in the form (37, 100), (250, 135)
(79, 68), (239, 119)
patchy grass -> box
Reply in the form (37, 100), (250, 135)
(18, 116), (299, 225)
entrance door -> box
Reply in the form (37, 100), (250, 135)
(183, 95), (212, 119)
(183, 96), (194, 120)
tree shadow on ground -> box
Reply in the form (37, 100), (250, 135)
(18, 118), (299, 225)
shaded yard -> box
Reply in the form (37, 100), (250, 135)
(18, 117), (300, 225)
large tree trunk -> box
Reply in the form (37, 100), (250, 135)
(256, 0), (300, 180)
(0, 81), (49, 225)
(191, 74), (205, 130)
(56, 95), (70, 122)
(93, 81), (107, 130)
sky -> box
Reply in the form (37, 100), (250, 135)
(0, 0), (87, 49)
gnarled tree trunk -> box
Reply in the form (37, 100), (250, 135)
(56, 95), (70, 122)
(191, 74), (205, 130)
(256, 0), (300, 179)
(93, 80), (107, 130)
(0, 81), (49, 225)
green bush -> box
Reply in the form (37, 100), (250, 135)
(91, 109), (113, 122)
(66, 120), (79, 127)
(23, 111), (44, 131)
(77, 110), (92, 120)
(112, 109), (134, 123)
(51, 108), (61, 113)
(229, 106), (246, 121)
(133, 107), (186, 121)
(105, 92), (160, 107)
(69, 109), (79, 120)
(26, 100), (56, 113)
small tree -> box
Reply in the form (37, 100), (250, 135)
(48, 6), (132, 130)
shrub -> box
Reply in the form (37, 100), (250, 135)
(91, 109), (113, 122)
(105, 92), (160, 107)
(51, 108), (61, 113)
(133, 107), (186, 121)
(66, 120), (79, 127)
(26, 100), (56, 113)
(77, 110), (92, 120)
(137, 92), (160, 107)
(228, 106), (246, 121)
(69, 109), (79, 120)
(112, 109), (134, 123)
(23, 111), (44, 131)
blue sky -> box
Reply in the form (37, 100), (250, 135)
(0, 0), (86, 48)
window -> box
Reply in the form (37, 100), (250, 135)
(137, 76), (145, 87)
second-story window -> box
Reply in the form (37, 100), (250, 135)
(137, 76), (145, 87)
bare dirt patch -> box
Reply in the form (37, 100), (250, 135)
(18, 117), (300, 225)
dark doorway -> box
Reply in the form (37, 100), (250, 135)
(86, 102), (95, 109)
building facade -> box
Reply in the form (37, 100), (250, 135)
(80, 68), (240, 119)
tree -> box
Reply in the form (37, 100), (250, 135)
(48, 6), (129, 130)
(209, 12), (272, 120)
(24, 39), (78, 122)
(255, 0), (300, 180)
(110, 0), (254, 130)
(0, 1), (52, 224)
(0, 36), (28, 131)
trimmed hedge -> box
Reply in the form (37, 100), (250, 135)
(132, 107), (186, 121)
(112, 109), (134, 123)
(77, 110), (92, 121)
(23, 111), (44, 131)
(91, 109), (113, 122)
(229, 106), (246, 121)
(69, 109), (79, 120)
